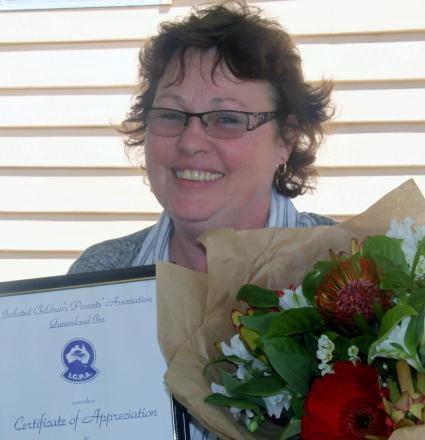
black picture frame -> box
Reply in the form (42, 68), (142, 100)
(0, 265), (190, 439)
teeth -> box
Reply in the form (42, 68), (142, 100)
(176, 170), (223, 181)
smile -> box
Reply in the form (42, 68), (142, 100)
(175, 170), (224, 182)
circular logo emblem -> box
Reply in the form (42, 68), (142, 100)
(61, 338), (99, 384)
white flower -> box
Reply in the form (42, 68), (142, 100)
(278, 286), (312, 310)
(373, 316), (410, 355)
(316, 348), (332, 362)
(236, 364), (248, 380)
(316, 334), (335, 374)
(263, 390), (292, 418)
(370, 316), (422, 370)
(348, 345), (360, 363)
(318, 363), (334, 376)
(386, 217), (425, 278)
(243, 409), (255, 429)
(252, 358), (268, 371)
(220, 334), (254, 361)
(211, 382), (229, 396)
(229, 406), (242, 419)
(317, 334), (335, 351)
(229, 406), (255, 425)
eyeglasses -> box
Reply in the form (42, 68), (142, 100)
(146, 108), (280, 140)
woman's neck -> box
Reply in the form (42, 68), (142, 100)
(169, 227), (208, 273)
(168, 194), (272, 272)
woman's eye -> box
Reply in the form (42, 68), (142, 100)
(158, 111), (184, 122)
(214, 113), (244, 125)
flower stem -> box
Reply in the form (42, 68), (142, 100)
(396, 360), (414, 395)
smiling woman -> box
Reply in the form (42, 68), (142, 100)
(69, 0), (335, 272)
(68, 2), (335, 436)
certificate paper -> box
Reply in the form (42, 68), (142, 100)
(0, 266), (188, 439)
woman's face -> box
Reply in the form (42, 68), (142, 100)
(145, 50), (292, 233)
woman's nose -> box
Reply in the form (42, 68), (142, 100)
(176, 115), (211, 155)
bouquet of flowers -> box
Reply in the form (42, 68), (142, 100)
(157, 180), (425, 440)
(204, 217), (425, 439)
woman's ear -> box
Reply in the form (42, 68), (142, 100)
(278, 114), (299, 162)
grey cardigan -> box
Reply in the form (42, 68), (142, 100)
(68, 227), (154, 274)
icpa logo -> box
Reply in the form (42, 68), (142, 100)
(61, 338), (99, 384)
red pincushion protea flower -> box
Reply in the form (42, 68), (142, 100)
(302, 362), (390, 440)
(316, 257), (391, 329)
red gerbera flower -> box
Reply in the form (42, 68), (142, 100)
(301, 362), (389, 440)
(316, 257), (391, 329)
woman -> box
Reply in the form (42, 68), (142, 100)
(69, 2), (334, 438)
(69, 1), (334, 276)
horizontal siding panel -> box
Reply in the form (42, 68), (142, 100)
(299, 41), (425, 83)
(0, 137), (131, 167)
(262, 0), (425, 36)
(0, 258), (76, 282)
(293, 176), (425, 217)
(2, 88), (424, 128)
(318, 132), (425, 167)
(0, 219), (154, 251)
(0, 46), (140, 89)
(333, 88), (425, 123)
(2, 40), (425, 89)
(0, 92), (132, 127)
(0, 0), (424, 44)
(0, 175), (162, 212)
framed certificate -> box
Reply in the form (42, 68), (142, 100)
(0, 266), (190, 439)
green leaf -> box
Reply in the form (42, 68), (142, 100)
(379, 304), (417, 337)
(290, 395), (305, 419)
(302, 261), (336, 304)
(263, 338), (311, 395)
(266, 308), (324, 338)
(368, 305), (418, 365)
(220, 369), (243, 394)
(419, 344), (425, 367)
(353, 313), (373, 335)
(380, 269), (412, 291)
(264, 336), (311, 357)
(203, 355), (242, 375)
(241, 312), (279, 335)
(279, 418), (301, 440)
(236, 284), (279, 308)
(362, 236), (409, 272)
(205, 393), (260, 411)
(412, 237), (425, 280)
(232, 375), (286, 397)
(408, 288), (425, 311)
(373, 301), (385, 324)
(405, 308), (425, 361)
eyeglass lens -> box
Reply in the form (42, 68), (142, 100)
(147, 109), (249, 139)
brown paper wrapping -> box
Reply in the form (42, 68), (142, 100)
(157, 179), (425, 440)
(157, 261), (208, 364)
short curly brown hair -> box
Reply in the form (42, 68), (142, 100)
(120, 0), (333, 198)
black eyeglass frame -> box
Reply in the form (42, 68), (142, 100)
(145, 107), (281, 138)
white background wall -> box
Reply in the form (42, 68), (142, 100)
(1, 0), (424, 281)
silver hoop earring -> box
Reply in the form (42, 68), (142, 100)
(277, 163), (287, 176)
(274, 163), (287, 191)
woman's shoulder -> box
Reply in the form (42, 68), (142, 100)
(67, 226), (154, 274)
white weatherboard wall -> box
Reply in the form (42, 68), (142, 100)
(1, 0), (425, 281)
